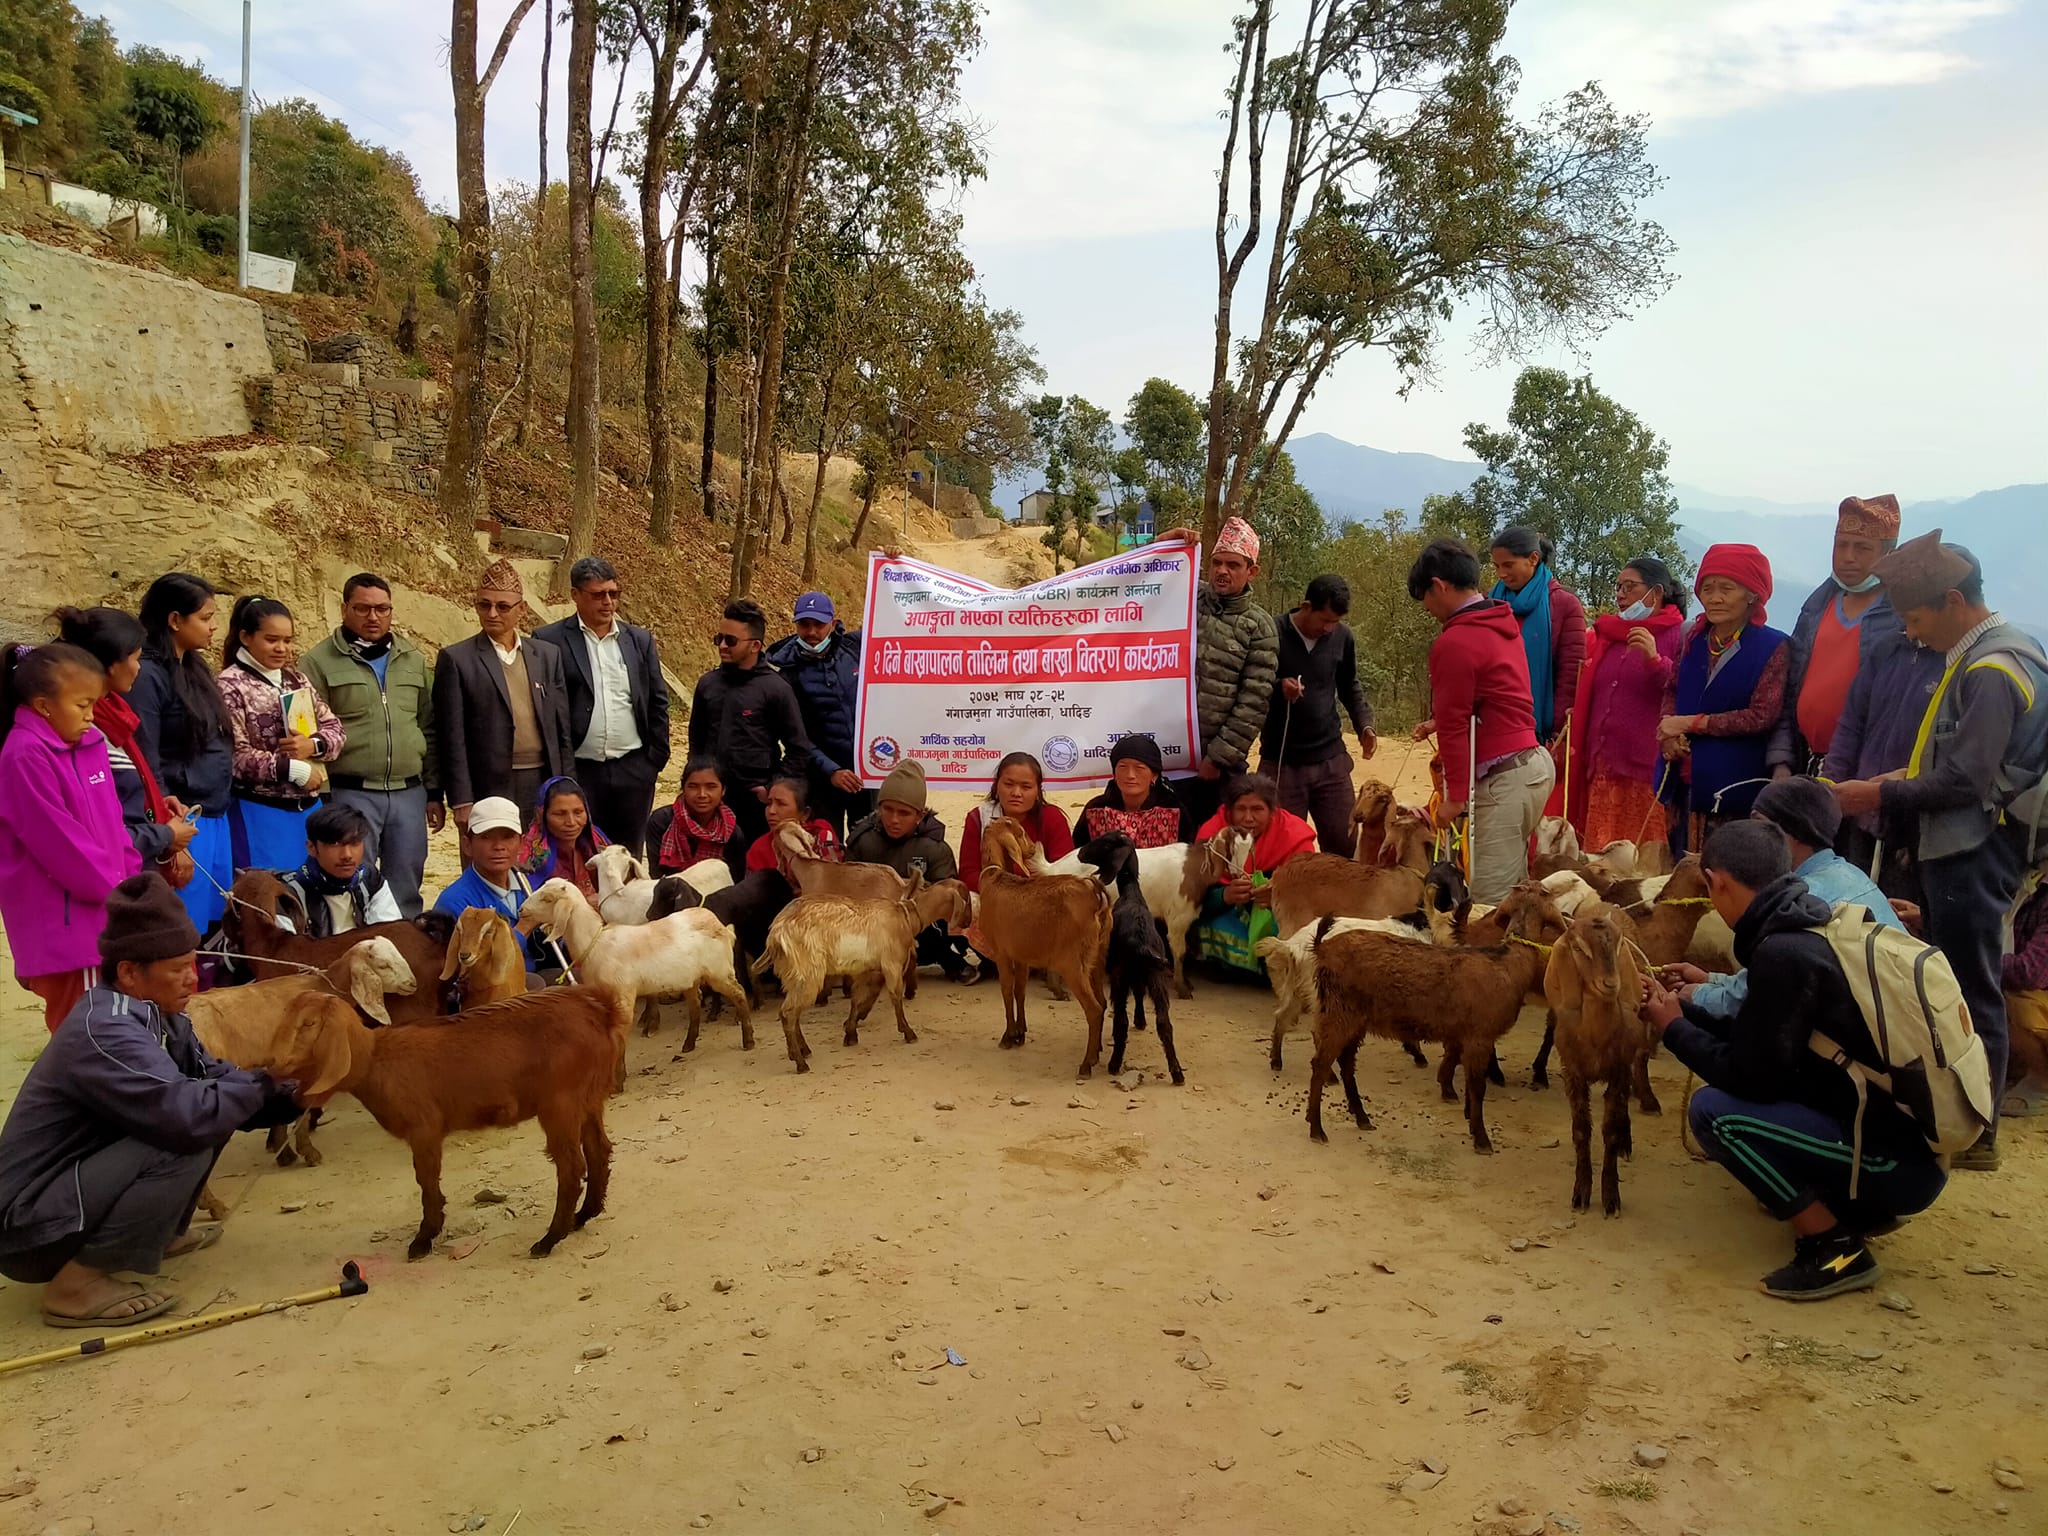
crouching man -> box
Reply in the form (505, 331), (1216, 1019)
(1641, 821), (1946, 1301)
(0, 874), (301, 1328)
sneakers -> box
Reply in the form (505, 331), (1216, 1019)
(1760, 1229), (1879, 1301)
(1953, 1138), (2001, 1172)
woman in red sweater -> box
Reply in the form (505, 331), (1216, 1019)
(959, 752), (1073, 892)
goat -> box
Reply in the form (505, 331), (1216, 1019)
(1075, 836), (1184, 1084)
(786, 856), (926, 1001)
(1033, 828), (1249, 999)
(190, 936), (416, 1172)
(591, 845), (733, 926)
(440, 908), (528, 1010)
(1269, 853), (1424, 940)
(268, 985), (629, 1258)
(979, 819), (1114, 1075)
(759, 880), (973, 1069)
(1544, 902), (1650, 1215)
(1377, 804), (1436, 873)
(1349, 779), (1397, 864)
(1529, 855), (1710, 1102)
(223, 870), (452, 1022)
(1307, 884), (1562, 1151)
(1256, 912), (1435, 1071)
(1535, 816), (1581, 864)
(518, 878), (749, 1046)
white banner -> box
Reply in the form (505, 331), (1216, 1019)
(853, 546), (1201, 789)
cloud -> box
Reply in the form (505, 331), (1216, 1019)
(1511, 0), (2013, 125)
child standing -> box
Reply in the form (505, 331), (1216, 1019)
(0, 643), (139, 1031)
(649, 756), (746, 881)
(517, 776), (611, 900)
(278, 801), (402, 938)
(843, 761), (971, 981)
(131, 574), (234, 930)
(216, 596), (345, 874)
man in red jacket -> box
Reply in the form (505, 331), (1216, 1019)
(1408, 538), (1552, 903)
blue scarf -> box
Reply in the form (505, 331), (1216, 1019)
(1492, 566), (1557, 737)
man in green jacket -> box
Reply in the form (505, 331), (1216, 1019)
(1186, 516), (1279, 833)
(298, 573), (442, 916)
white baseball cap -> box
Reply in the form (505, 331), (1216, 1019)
(467, 797), (523, 836)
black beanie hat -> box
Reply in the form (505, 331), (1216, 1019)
(1109, 734), (1164, 776)
(1753, 776), (1841, 853)
(99, 873), (201, 966)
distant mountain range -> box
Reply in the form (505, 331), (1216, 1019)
(1282, 432), (2047, 633)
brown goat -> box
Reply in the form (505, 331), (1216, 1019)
(440, 908), (529, 1009)
(1378, 804), (1436, 874)
(1544, 902), (1650, 1215)
(1308, 885), (1561, 1151)
(787, 856), (924, 1001)
(271, 985), (629, 1259)
(1349, 779), (1396, 864)
(978, 819), (1114, 1075)
(224, 870), (452, 1021)
(1269, 853), (1425, 939)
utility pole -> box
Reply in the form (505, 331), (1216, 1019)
(237, 0), (251, 289)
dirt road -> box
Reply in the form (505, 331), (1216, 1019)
(0, 765), (2039, 1536)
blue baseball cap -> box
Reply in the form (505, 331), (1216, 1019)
(794, 591), (835, 622)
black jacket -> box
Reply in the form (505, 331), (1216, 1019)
(687, 663), (814, 790)
(1662, 874), (1925, 1157)
(764, 626), (862, 775)
(844, 809), (958, 882)
(129, 653), (234, 816)
(533, 617), (672, 773)
(1261, 612), (1374, 767)
(432, 634), (576, 810)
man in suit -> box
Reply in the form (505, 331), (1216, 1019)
(434, 560), (574, 832)
(536, 556), (672, 856)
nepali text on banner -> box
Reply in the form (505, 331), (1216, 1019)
(852, 546), (1201, 789)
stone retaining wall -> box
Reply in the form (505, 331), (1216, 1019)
(245, 375), (446, 497)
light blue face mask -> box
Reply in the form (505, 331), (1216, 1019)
(1618, 599), (1654, 622)
(1836, 573), (1882, 595)
(799, 636), (833, 654)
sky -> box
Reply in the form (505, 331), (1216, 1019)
(99, 0), (2048, 504)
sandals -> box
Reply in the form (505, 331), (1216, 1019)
(164, 1223), (223, 1259)
(43, 1285), (179, 1329)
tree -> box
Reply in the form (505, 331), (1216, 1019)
(1245, 444), (1329, 610)
(440, 0), (539, 535)
(1027, 393), (1111, 573)
(1322, 510), (1438, 725)
(1422, 366), (1686, 599)
(557, 0), (602, 598)
(1200, 1), (1675, 547)
(1111, 445), (1149, 547)
(1124, 377), (1205, 518)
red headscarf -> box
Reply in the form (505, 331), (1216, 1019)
(1693, 544), (1773, 627)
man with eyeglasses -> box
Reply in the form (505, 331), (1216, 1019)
(299, 572), (444, 915)
(536, 557), (672, 856)
(434, 560), (575, 832)
(688, 598), (815, 852)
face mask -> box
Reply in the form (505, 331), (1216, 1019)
(1836, 572), (1882, 595)
(1618, 600), (1653, 622)
(799, 637), (832, 655)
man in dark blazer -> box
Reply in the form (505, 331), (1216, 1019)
(535, 556), (672, 855)
(434, 560), (575, 831)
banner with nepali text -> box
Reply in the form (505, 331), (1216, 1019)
(853, 545), (1201, 789)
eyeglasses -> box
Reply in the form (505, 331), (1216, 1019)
(580, 587), (623, 603)
(1615, 579), (1647, 597)
(476, 600), (519, 615)
(347, 602), (394, 617)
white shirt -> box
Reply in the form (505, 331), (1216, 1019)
(575, 619), (643, 761)
(491, 635), (521, 666)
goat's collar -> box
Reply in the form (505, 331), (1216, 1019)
(1507, 934), (1553, 955)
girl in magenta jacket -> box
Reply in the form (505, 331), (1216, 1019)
(0, 643), (140, 1031)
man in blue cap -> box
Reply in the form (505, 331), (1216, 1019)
(767, 590), (871, 840)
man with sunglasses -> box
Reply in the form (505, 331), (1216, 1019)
(536, 557), (672, 856)
(687, 598), (815, 852)
(434, 560), (575, 831)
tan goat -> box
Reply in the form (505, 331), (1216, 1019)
(440, 908), (529, 1009)
(979, 819), (1114, 1076)
(1544, 902), (1651, 1215)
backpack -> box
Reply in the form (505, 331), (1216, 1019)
(1807, 903), (1995, 1197)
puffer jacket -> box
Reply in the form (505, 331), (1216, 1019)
(765, 626), (862, 776)
(1195, 584), (1278, 772)
(1767, 581), (1905, 771)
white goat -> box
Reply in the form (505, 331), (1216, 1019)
(591, 844), (735, 926)
(518, 878), (751, 1048)
(1031, 826), (1252, 998)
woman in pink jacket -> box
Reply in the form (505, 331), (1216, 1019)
(0, 642), (139, 1031)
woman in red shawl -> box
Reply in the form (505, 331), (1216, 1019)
(1189, 774), (1317, 975)
(1658, 544), (1790, 852)
(517, 775), (611, 899)
(1565, 557), (1688, 849)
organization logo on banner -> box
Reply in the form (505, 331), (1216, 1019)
(1041, 735), (1080, 773)
(866, 735), (901, 772)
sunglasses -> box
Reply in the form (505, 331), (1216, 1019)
(713, 633), (753, 648)
(580, 587), (623, 603)
(476, 600), (519, 615)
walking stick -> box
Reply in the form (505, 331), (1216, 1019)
(1464, 713), (1479, 880)
(0, 1261), (369, 1377)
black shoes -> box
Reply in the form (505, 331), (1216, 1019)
(1760, 1228), (1879, 1301)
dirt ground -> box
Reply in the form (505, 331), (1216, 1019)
(1, 746), (2042, 1536)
